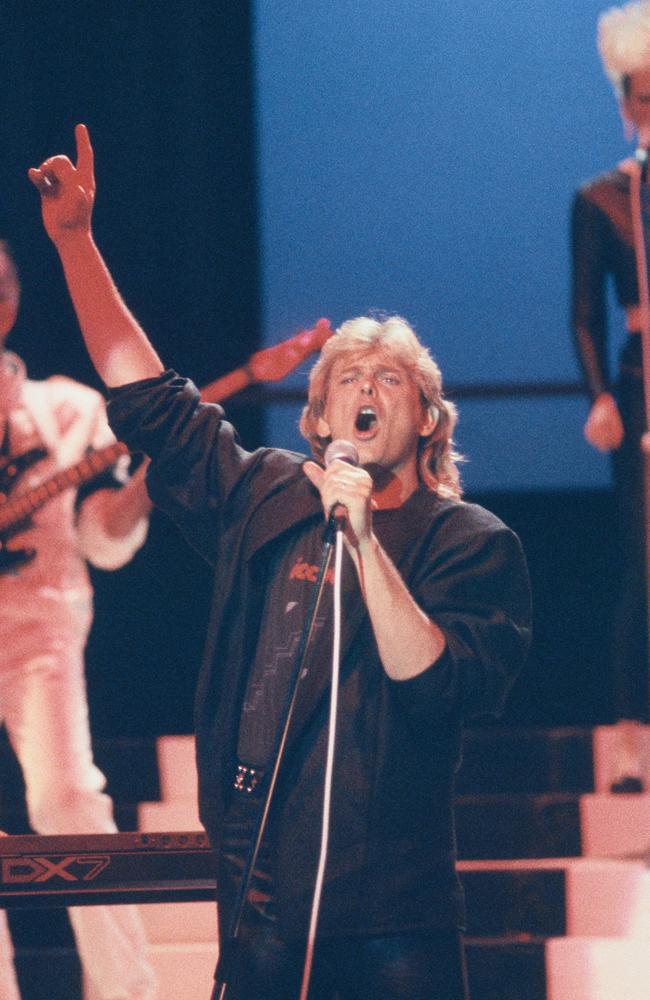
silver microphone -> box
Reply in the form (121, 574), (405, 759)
(324, 439), (359, 468)
(323, 439), (359, 532)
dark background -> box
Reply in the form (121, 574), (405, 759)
(1, 2), (263, 737)
(0, 2), (626, 736)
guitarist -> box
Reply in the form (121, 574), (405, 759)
(0, 238), (331, 1000)
(0, 239), (156, 1000)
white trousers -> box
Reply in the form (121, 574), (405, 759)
(0, 606), (157, 1000)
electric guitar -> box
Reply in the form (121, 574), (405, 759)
(0, 446), (48, 498)
(0, 441), (129, 574)
(0, 318), (333, 575)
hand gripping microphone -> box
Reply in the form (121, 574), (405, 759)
(323, 439), (359, 533)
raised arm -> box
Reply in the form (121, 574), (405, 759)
(29, 124), (163, 387)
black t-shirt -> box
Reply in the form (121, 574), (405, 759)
(236, 494), (430, 768)
(237, 519), (347, 766)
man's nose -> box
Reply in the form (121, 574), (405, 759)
(360, 378), (375, 395)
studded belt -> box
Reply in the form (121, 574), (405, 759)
(233, 762), (264, 795)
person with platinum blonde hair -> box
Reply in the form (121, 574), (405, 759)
(29, 123), (531, 1000)
(300, 314), (462, 501)
(571, 0), (650, 791)
(599, 0), (650, 101)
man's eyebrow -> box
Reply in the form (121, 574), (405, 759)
(373, 366), (405, 377)
(337, 363), (403, 374)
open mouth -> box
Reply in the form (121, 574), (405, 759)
(355, 406), (378, 434)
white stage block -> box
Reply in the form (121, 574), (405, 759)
(547, 937), (650, 1000)
(591, 725), (650, 794)
(137, 798), (202, 832)
(566, 859), (650, 937)
(156, 735), (198, 802)
(580, 794), (650, 858)
(147, 943), (218, 1000)
(140, 901), (218, 944)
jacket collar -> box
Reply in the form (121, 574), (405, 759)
(243, 461), (324, 561)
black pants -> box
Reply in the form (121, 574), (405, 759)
(223, 915), (469, 1000)
(216, 790), (470, 1000)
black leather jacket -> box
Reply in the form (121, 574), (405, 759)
(108, 371), (532, 939)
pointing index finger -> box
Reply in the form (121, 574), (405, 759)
(74, 123), (95, 188)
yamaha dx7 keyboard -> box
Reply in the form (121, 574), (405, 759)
(0, 831), (216, 908)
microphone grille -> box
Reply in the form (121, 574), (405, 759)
(324, 439), (359, 467)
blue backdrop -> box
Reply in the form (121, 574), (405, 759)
(253, 0), (629, 491)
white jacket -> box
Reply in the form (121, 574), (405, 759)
(0, 351), (148, 626)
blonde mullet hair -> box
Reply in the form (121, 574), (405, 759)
(299, 315), (463, 500)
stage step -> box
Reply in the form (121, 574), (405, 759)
(9, 940), (217, 1000)
(156, 734), (198, 802)
(581, 792), (650, 858)
(146, 942), (217, 1000)
(455, 793), (582, 860)
(591, 724), (650, 793)
(11, 892), (650, 1000)
(140, 900), (218, 944)
(460, 857), (650, 939)
(461, 865), (566, 938)
(457, 726), (594, 795)
(461, 855), (650, 999)
(465, 936), (547, 1000)
(5, 724), (650, 1000)
(466, 935), (650, 1000)
(138, 797), (201, 831)
(546, 937), (650, 1000)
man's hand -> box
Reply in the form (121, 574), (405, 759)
(584, 391), (624, 452)
(27, 123), (163, 387)
(28, 123), (95, 244)
(305, 458), (446, 680)
(303, 458), (375, 546)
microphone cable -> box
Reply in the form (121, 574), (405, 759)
(298, 525), (345, 1000)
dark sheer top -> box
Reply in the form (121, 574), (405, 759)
(571, 166), (639, 399)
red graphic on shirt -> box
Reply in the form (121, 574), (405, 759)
(289, 557), (334, 586)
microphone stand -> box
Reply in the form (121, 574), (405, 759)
(212, 515), (340, 1000)
(629, 146), (650, 721)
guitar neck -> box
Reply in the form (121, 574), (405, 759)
(0, 441), (130, 534)
(0, 324), (331, 539)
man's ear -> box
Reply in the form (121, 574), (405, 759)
(419, 405), (439, 438)
(620, 97), (636, 142)
(316, 415), (331, 438)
